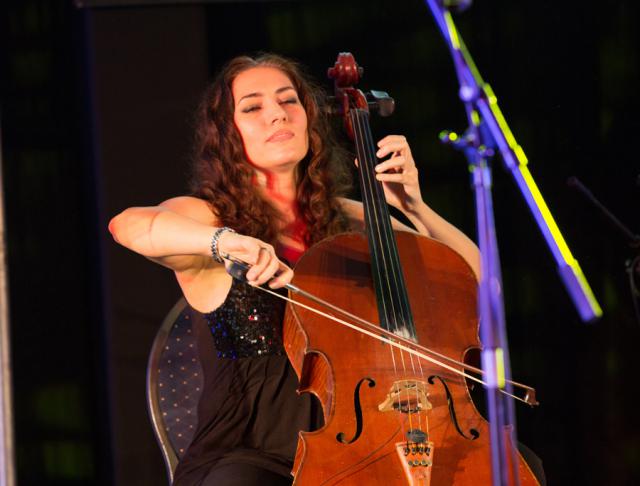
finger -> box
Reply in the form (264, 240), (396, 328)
(251, 251), (281, 286)
(268, 264), (294, 289)
(376, 140), (411, 159)
(377, 135), (406, 147)
(354, 158), (359, 168)
(375, 156), (406, 173)
(245, 246), (272, 282)
(376, 172), (406, 183)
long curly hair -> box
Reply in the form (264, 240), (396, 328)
(191, 53), (352, 247)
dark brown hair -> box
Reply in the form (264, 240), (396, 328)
(191, 53), (351, 247)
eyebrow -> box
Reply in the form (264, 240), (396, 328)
(237, 86), (296, 104)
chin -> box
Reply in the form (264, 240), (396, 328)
(272, 149), (308, 166)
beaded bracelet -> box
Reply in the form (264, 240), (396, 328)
(210, 227), (236, 263)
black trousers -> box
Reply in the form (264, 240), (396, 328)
(200, 463), (292, 486)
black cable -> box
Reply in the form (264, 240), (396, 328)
(626, 255), (640, 329)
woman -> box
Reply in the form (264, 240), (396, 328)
(109, 53), (480, 485)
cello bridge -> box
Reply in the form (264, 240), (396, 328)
(378, 380), (432, 414)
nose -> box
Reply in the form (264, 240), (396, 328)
(266, 100), (287, 124)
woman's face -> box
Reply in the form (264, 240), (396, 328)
(232, 66), (309, 174)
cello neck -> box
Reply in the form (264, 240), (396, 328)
(349, 108), (417, 340)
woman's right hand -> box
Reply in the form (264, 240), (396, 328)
(217, 231), (293, 289)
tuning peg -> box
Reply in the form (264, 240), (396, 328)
(367, 90), (395, 117)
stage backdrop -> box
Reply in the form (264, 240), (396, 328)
(1, 1), (638, 484)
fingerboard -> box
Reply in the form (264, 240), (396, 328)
(350, 108), (417, 340)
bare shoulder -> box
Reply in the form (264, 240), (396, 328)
(159, 196), (219, 225)
(337, 197), (417, 233)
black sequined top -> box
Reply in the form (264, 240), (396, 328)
(172, 278), (323, 485)
(206, 278), (286, 359)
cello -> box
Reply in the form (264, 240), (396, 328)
(280, 53), (540, 485)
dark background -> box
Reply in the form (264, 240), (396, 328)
(1, 0), (638, 484)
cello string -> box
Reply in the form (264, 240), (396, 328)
(374, 140), (428, 427)
(357, 111), (409, 336)
(352, 109), (398, 335)
(353, 109), (423, 434)
(368, 128), (415, 340)
(256, 284), (531, 405)
(355, 109), (424, 433)
(289, 277), (535, 400)
(224, 250), (537, 397)
(415, 335), (430, 440)
(354, 109), (424, 434)
(356, 111), (423, 423)
(351, 108), (413, 434)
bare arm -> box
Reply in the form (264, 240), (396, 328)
(347, 134), (480, 279)
(339, 197), (479, 279)
(399, 200), (480, 279)
(108, 196), (293, 311)
(108, 196), (218, 274)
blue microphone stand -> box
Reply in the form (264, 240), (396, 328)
(423, 1), (603, 484)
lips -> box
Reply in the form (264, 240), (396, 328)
(267, 129), (294, 142)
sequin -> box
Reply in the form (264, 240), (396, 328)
(204, 278), (286, 359)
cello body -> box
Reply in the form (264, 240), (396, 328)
(282, 52), (540, 485)
(283, 233), (539, 485)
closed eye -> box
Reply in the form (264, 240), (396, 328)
(240, 97), (298, 113)
(242, 104), (261, 113)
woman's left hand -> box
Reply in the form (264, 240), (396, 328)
(374, 135), (423, 213)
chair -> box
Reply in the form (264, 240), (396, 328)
(147, 297), (204, 484)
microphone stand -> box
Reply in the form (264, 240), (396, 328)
(422, 1), (603, 485)
(0, 123), (16, 486)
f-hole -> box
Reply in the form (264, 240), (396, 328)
(336, 377), (376, 444)
(428, 375), (480, 441)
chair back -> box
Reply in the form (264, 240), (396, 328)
(147, 298), (204, 483)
